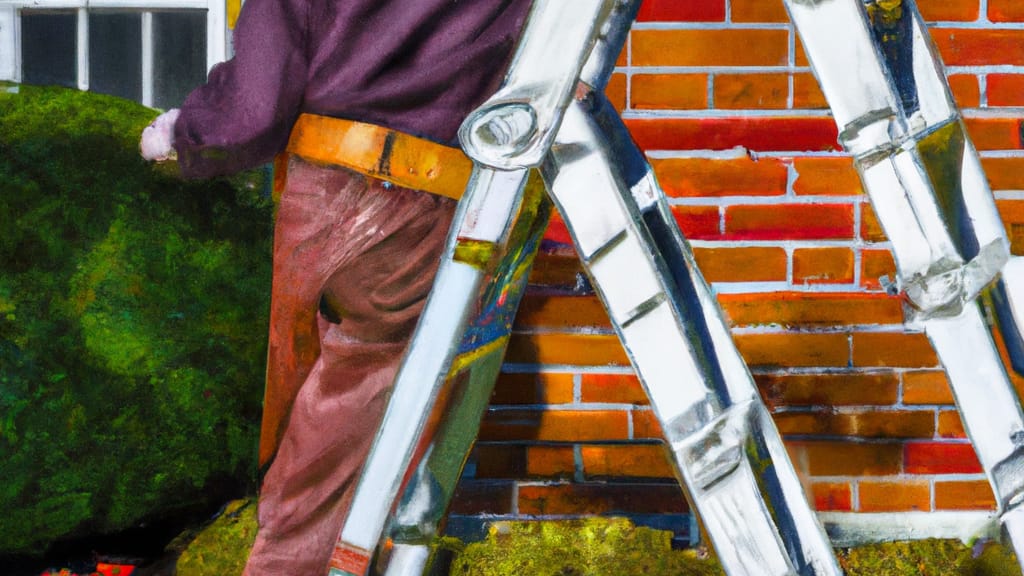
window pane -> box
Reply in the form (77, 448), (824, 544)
(153, 11), (207, 110)
(89, 12), (142, 101)
(21, 11), (77, 89)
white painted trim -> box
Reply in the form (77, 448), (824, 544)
(140, 10), (153, 106)
(206, 0), (226, 71)
(819, 511), (1000, 546)
(0, 4), (16, 81)
(75, 6), (87, 90)
(0, 0), (208, 9)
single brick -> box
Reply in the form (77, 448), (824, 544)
(580, 373), (649, 405)
(449, 481), (515, 515)
(581, 444), (675, 478)
(938, 410), (966, 439)
(632, 409), (665, 440)
(637, 0), (726, 22)
(756, 373), (900, 408)
(543, 213), (573, 245)
(989, 0), (1024, 22)
(931, 29), (1024, 66)
(860, 204), (888, 243)
(528, 251), (583, 288)
(984, 157), (1024, 191)
(490, 372), (576, 406)
(859, 480), (931, 512)
(605, 73), (627, 112)
(917, 0), (980, 21)
(631, 73), (708, 110)
(693, 246), (789, 283)
(793, 73), (829, 109)
(792, 247), (856, 285)
(997, 200), (1024, 255)
(987, 74), (1024, 107)
(735, 332), (850, 369)
(625, 117), (841, 153)
(651, 156), (789, 198)
(724, 203), (854, 241)
(905, 441), (983, 474)
(731, 0), (789, 23)
(515, 294), (610, 330)
(861, 249), (897, 291)
(633, 29), (789, 67)
(774, 410), (935, 439)
(517, 482), (688, 515)
(902, 370), (955, 405)
(672, 205), (721, 239)
(719, 292), (903, 327)
(526, 445), (576, 478)
(786, 440), (904, 476)
(713, 73), (789, 110)
(813, 482), (853, 512)
(934, 480), (997, 510)
(506, 333), (628, 366)
(947, 74), (981, 108)
(471, 445), (527, 479)
(963, 117), (1023, 151)
(852, 332), (939, 368)
(792, 156), (863, 196)
(478, 409), (630, 442)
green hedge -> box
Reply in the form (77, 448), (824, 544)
(0, 85), (272, 555)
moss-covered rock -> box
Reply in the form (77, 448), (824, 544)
(0, 85), (272, 555)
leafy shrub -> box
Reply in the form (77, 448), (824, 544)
(0, 85), (272, 555)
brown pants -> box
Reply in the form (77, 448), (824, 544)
(243, 155), (456, 575)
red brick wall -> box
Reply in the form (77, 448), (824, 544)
(450, 0), (1024, 540)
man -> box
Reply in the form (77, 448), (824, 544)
(140, 0), (532, 573)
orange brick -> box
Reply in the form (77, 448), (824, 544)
(633, 29), (789, 67)
(526, 446), (576, 478)
(932, 29), (1024, 66)
(713, 73), (788, 110)
(580, 373), (649, 405)
(479, 409), (630, 442)
(731, 0), (789, 22)
(491, 373), (576, 405)
(515, 295), (609, 330)
(795, 38), (809, 67)
(581, 444), (675, 478)
(984, 157), (1024, 191)
(774, 410), (935, 439)
(813, 482), (853, 512)
(756, 373), (900, 408)
(631, 73), (708, 110)
(720, 293), (903, 327)
(859, 480), (931, 512)
(735, 333), (850, 369)
(632, 409), (664, 440)
(963, 117), (1023, 151)
(651, 156), (789, 198)
(792, 157), (862, 196)
(987, 74), (1024, 107)
(861, 249), (896, 291)
(693, 247), (789, 283)
(604, 73), (627, 112)
(725, 203), (855, 240)
(938, 410), (966, 438)
(935, 480), (997, 510)
(786, 440), (903, 476)
(852, 332), (939, 368)
(860, 204), (888, 243)
(517, 483), (688, 515)
(997, 200), (1024, 255)
(506, 333), (627, 366)
(917, 0), (980, 21)
(990, 0), (1024, 22)
(793, 73), (829, 109)
(792, 247), (855, 285)
(902, 370), (954, 405)
(947, 74), (981, 109)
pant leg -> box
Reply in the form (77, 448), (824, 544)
(244, 155), (455, 575)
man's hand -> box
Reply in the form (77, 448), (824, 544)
(140, 109), (181, 162)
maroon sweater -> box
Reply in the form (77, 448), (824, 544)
(173, 0), (532, 179)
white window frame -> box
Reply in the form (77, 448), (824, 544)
(0, 0), (227, 106)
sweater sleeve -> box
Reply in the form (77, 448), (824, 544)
(172, 0), (309, 179)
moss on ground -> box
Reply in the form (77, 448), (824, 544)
(175, 500), (258, 576)
(1, 85), (273, 555)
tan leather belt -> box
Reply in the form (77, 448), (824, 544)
(286, 113), (473, 200)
